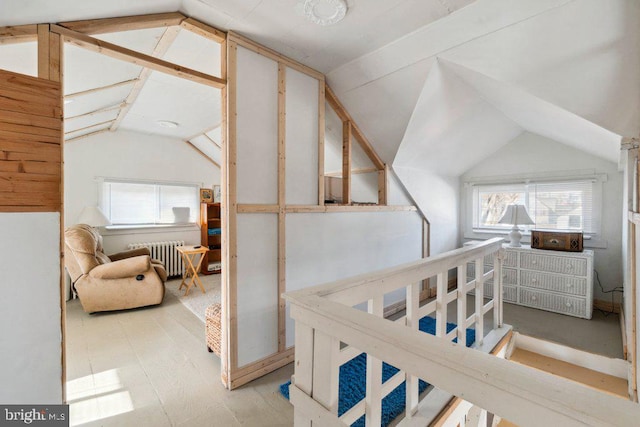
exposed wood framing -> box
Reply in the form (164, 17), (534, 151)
(318, 81), (325, 205)
(342, 121), (352, 204)
(51, 25), (225, 88)
(224, 38), (239, 388)
(37, 25), (51, 80)
(110, 25), (181, 131)
(0, 24), (38, 44)
(228, 31), (324, 81)
(180, 18), (226, 44)
(325, 167), (378, 177)
(286, 205), (417, 213)
(65, 79), (137, 99)
(64, 128), (110, 143)
(378, 166), (387, 205)
(204, 133), (222, 149)
(65, 119), (114, 135)
(325, 85), (384, 170)
(230, 348), (295, 389)
(277, 63), (287, 353)
(58, 12), (186, 35)
(184, 141), (220, 168)
(184, 123), (222, 143)
(237, 204), (280, 213)
(65, 103), (125, 121)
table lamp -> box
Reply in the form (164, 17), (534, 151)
(498, 204), (534, 247)
(77, 206), (111, 227)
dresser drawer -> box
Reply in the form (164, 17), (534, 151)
(520, 252), (588, 276)
(471, 283), (517, 303)
(521, 270), (587, 296)
(520, 288), (587, 318)
(466, 265), (516, 286)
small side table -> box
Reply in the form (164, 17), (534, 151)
(176, 245), (208, 296)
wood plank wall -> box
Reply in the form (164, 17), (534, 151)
(0, 69), (62, 212)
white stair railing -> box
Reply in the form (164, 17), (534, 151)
(284, 238), (640, 426)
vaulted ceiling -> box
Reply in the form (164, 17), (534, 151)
(1, 0), (638, 182)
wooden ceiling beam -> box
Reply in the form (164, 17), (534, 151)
(50, 24), (226, 89)
(65, 103), (125, 120)
(65, 78), (138, 98)
(204, 133), (222, 149)
(0, 24), (37, 45)
(64, 119), (114, 135)
(65, 128), (110, 143)
(110, 25), (181, 131)
(185, 141), (220, 168)
(180, 18), (226, 44)
(58, 12), (186, 35)
(184, 123), (222, 143)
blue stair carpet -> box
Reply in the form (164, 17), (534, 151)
(279, 316), (475, 427)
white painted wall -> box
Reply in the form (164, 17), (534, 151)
(285, 211), (423, 347)
(64, 129), (220, 254)
(461, 132), (624, 301)
(0, 213), (62, 403)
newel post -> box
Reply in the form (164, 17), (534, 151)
(493, 247), (505, 329)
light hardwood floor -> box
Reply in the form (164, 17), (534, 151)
(66, 291), (622, 426)
(66, 290), (293, 426)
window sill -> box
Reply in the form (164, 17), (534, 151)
(101, 224), (200, 236)
(463, 230), (608, 249)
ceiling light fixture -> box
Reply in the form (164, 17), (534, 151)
(156, 120), (179, 128)
(303, 0), (348, 26)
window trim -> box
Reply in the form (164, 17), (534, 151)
(98, 177), (203, 229)
(462, 170), (608, 248)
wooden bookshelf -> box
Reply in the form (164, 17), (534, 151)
(200, 202), (222, 275)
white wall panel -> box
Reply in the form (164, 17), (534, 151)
(351, 172), (378, 204)
(236, 46), (278, 204)
(285, 211), (422, 347)
(285, 68), (319, 205)
(236, 214), (279, 366)
(0, 213), (61, 403)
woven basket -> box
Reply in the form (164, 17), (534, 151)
(206, 303), (222, 356)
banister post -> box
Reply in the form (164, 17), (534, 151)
(493, 248), (505, 329)
(292, 321), (314, 426)
(312, 329), (340, 416)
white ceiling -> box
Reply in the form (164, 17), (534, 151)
(1, 0), (638, 186)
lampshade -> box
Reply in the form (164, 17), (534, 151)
(77, 206), (111, 227)
(498, 204), (534, 226)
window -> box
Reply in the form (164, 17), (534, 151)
(470, 178), (599, 235)
(101, 179), (199, 226)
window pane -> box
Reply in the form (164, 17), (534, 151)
(529, 181), (592, 232)
(107, 182), (156, 224)
(477, 187), (525, 228)
(158, 185), (198, 224)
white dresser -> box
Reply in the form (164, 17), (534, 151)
(466, 244), (594, 319)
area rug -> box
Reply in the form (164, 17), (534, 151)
(279, 316), (475, 427)
(165, 274), (221, 323)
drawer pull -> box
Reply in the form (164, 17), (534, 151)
(531, 278), (537, 283)
(567, 284), (573, 288)
(531, 295), (537, 301)
(566, 264), (573, 270)
(532, 260), (537, 265)
(565, 302), (572, 308)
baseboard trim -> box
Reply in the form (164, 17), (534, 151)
(230, 347), (295, 389)
(593, 298), (622, 314)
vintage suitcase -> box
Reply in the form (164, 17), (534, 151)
(530, 230), (583, 252)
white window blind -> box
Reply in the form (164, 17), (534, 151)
(102, 180), (199, 225)
(472, 179), (597, 234)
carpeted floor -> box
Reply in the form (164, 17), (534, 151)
(165, 273), (221, 322)
(280, 316), (475, 427)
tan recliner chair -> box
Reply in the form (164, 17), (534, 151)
(64, 224), (167, 313)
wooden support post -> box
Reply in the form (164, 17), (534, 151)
(378, 165), (387, 205)
(318, 81), (325, 206)
(312, 330), (340, 414)
(405, 282), (420, 418)
(292, 322), (314, 427)
(342, 121), (351, 204)
(277, 63), (287, 352)
(366, 296), (383, 426)
(475, 258), (484, 345)
(58, 12), (186, 34)
(37, 25), (51, 80)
